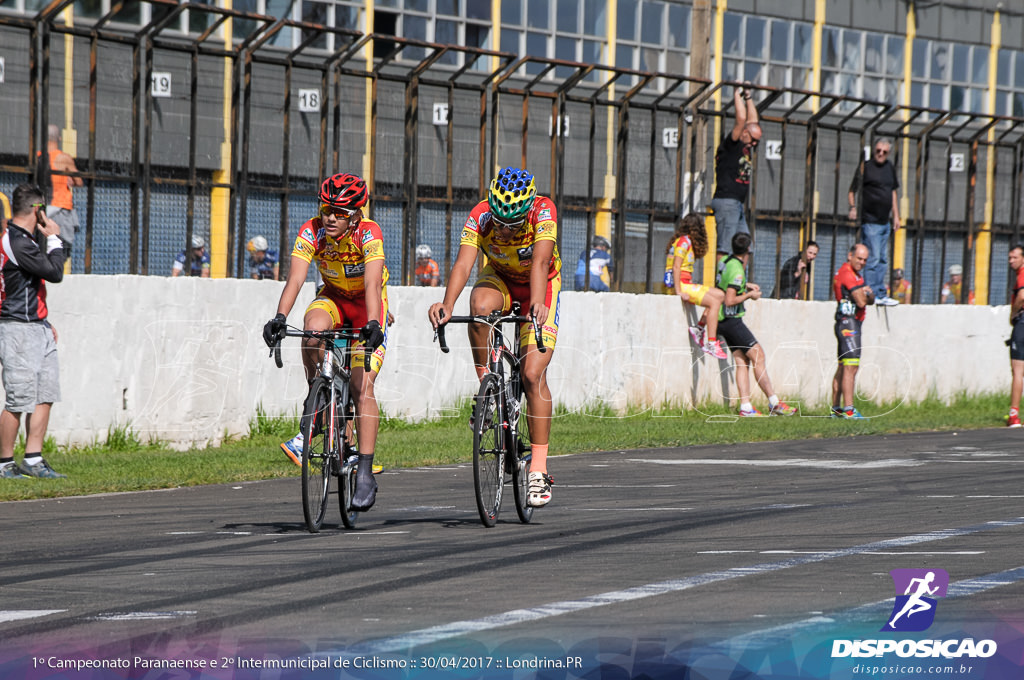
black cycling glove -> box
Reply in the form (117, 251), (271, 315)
(263, 313), (287, 347)
(360, 319), (385, 349)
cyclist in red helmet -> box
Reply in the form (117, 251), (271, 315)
(263, 172), (389, 511)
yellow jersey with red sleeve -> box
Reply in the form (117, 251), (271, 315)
(460, 195), (561, 285)
(663, 234), (712, 305)
(663, 234), (695, 288)
(291, 216), (390, 300)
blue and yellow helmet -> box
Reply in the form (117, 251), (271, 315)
(487, 167), (536, 221)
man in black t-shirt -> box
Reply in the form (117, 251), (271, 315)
(711, 82), (761, 259)
(848, 138), (901, 306)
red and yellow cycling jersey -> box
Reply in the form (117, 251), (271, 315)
(664, 234), (696, 286)
(291, 217), (389, 300)
(460, 196), (561, 285)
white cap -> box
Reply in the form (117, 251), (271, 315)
(948, 264), (962, 276)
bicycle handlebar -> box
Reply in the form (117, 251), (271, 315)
(434, 309), (546, 354)
(270, 326), (373, 371)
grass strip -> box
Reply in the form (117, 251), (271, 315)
(0, 392), (1009, 502)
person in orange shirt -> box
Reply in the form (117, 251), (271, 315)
(414, 244), (440, 286)
(46, 125), (83, 266)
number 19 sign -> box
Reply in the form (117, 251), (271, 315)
(151, 72), (172, 98)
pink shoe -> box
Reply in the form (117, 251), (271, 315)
(702, 338), (728, 360)
(688, 325), (705, 346)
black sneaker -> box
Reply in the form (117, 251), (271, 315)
(18, 459), (66, 479)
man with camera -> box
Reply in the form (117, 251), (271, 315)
(0, 183), (70, 479)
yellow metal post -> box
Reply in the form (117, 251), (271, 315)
(975, 9), (1001, 305)
(363, 2), (375, 182)
(893, 3), (916, 275)
(210, 1), (234, 278)
(62, 5), (77, 274)
(596, 0), (616, 248)
(703, 0), (726, 285)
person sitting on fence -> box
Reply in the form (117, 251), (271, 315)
(664, 213), (727, 360)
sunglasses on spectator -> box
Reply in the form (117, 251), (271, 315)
(320, 204), (358, 219)
(874, 148), (889, 156)
(492, 216), (525, 231)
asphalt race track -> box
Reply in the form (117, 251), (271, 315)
(2, 428), (1023, 679)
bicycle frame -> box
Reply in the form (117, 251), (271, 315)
(276, 329), (360, 451)
(436, 305), (544, 435)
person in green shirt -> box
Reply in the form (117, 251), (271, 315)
(715, 232), (797, 417)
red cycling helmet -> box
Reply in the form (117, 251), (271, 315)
(318, 173), (368, 209)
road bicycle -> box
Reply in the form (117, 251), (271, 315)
(435, 303), (546, 527)
(272, 326), (367, 532)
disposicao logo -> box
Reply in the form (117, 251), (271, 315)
(882, 568), (948, 632)
(831, 568), (998, 660)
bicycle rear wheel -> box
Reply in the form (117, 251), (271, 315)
(472, 374), (504, 527)
(510, 393), (534, 524)
(338, 398), (359, 529)
(301, 378), (334, 533)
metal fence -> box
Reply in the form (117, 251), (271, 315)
(3, 1), (1024, 304)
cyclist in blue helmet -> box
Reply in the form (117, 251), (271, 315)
(429, 167), (561, 507)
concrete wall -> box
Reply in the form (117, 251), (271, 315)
(43, 276), (1011, 448)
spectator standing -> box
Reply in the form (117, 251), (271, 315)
(712, 82), (761, 259)
(172, 235), (211, 277)
(0, 184), (69, 479)
(891, 268), (912, 305)
(714, 232), (797, 417)
(848, 138), (900, 306)
(46, 125), (83, 268)
(575, 234), (613, 292)
(831, 244), (873, 419)
(941, 264), (974, 304)
(773, 240), (819, 300)
(414, 244), (440, 286)
(1006, 246), (1024, 428)
(246, 235), (279, 280)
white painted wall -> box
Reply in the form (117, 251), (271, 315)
(42, 275), (1012, 447)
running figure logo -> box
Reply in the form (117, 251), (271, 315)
(882, 568), (949, 632)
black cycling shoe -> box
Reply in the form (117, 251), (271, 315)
(351, 454), (378, 510)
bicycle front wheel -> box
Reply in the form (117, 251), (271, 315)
(472, 374), (505, 527)
(338, 398), (359, 529)
(301, 378), (334, 533)
(510, 393), (534, 524)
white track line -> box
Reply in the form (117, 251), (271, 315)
(352, 517), (1024, 654)
(0, 610), (65, 623)
(630, 457), (923, 469)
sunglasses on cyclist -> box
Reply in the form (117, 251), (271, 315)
(320, 204), (358, 219)
(492, 216), (525, 231)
